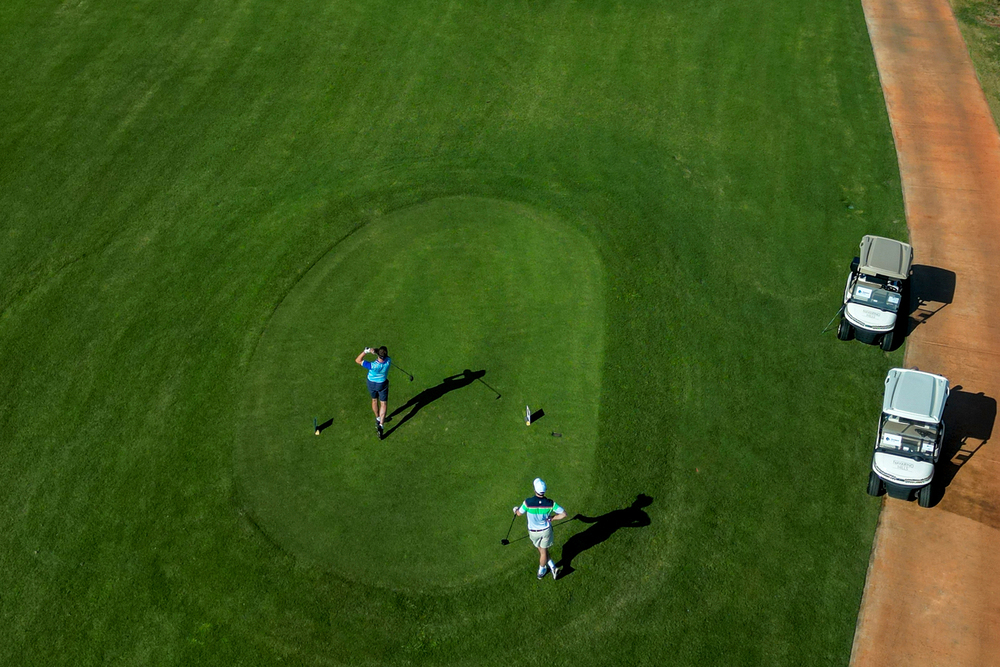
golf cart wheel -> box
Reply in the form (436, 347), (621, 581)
(867, 471), (884, 497)
(880, 330), (894, 351)
(837, 318), (853, 341)
(917, 483), (933, 507)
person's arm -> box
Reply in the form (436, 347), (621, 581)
(513, 502), (526, 516)
(551, 503), (568, 521)
(355, 347), (372, 366)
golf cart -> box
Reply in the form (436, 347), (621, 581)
(867, 368), (949, 507)
(837, 235), (912, 350)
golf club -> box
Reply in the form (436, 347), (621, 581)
(476, 376), (501, 399)
(393, 364), (414, 381)
(820, 305), (845, 334)
(500, 513), (517, 545)
(503, 515), (578, 545)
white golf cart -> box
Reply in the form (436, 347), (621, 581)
(868, 368), (949, 507)
(837, 235), (912, 350)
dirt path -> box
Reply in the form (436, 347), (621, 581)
(851, 0), (1000, 664)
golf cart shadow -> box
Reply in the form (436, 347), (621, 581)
(934, 388), (996, 501)
(556, 494), (652, 580)
(383, 369), (486, 438)
(907, 265), (956, 336)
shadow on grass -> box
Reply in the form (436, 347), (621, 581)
(556, 494), (653, 579)
(383, 369), (486, 438)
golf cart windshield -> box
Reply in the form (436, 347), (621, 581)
(878, 415), (938, 462)
(850, 279), (903, 313)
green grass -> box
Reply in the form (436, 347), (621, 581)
(952, 0), (1000, 128)
(238, 196), (605, 587)
(0, 0), (903, 665)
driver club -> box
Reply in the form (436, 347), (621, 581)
(394, 364), (414, 381)
(500, 513), (517, 546)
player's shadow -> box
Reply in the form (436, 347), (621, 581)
(556, 494), (652, 579)
(383, 369), (486, 438)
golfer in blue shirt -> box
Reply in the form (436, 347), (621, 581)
(356, 346), (391, 439)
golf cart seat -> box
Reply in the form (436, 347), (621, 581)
(858, 235), (913, 281)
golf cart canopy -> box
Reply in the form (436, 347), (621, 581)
(859, 235), (913, 280)
(882, 368), (949, 424)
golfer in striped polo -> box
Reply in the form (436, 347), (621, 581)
(355, 346), (391, 440)
(513, 478), (568, 580)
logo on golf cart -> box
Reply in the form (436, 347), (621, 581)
(891, 459), (915, 472)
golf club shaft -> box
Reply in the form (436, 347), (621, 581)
(505, 515), (576, 544)
(504, 513), (517, 540)
(821, 305), (845, 334)
(393, 364), (414, 380)
(477, 377), (501, 398)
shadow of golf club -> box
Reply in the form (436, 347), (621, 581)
(383, 369), (486, 438)
(555, 494), (653, 579)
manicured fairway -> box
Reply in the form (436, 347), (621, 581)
(238, 197), (605, 587)
(1, 0), (904, 665)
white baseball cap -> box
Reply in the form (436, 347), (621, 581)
(533, 478), (547, 494)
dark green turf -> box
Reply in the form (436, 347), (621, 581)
(238, 197), (604, 586)
(0, 0), (904, 664)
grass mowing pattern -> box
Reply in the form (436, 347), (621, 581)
(237, 197), (604, 587)
(0, 0), (902, 664)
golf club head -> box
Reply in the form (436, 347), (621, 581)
(500, 539), (510, 546)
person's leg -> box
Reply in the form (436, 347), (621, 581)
(541, 530), (557, 579)
(378, 400), (387, 424)
(371, 398), (379, 419)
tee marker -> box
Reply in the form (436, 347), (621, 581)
(526, 405), (532, 426)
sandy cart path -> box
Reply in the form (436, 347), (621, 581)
(851, 0), (1000, 664)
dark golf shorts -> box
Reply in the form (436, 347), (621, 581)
(367, 380), (388, 401)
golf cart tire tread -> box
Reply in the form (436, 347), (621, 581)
(881, 330), (894, 351)
(867, 471), (884, 497)
(838, 318), (853, 341)
(918, 483), (933, 508)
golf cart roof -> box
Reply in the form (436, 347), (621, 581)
(882, 368), (949, 424)
(859, 235), (913, 280)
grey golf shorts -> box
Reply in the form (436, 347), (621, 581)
(530, 527), (554, 549)
(367, 380), (388, 401)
